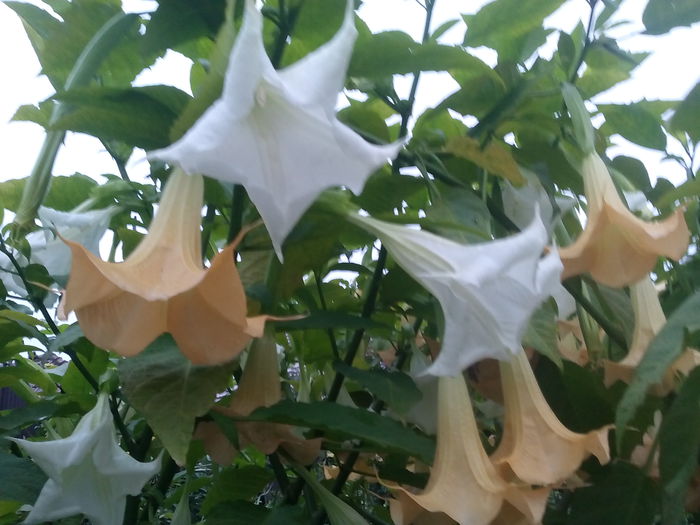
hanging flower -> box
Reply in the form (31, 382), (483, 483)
(491, 349), (610, 485)
(0, 204), (116, 299)
(195, 334), (321, 465)
(603, 276), (700, 393)
(150, 0), (401, 260)
(349, 213), (562, 375)
(10, 393), (160, 525)
(559, 153), (689, 288)
(58, 169), (268, 365)
(386, 374), (549, 525)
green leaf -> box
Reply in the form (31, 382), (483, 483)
(206, 500), (270, 524)
(118, 334), (233, 465)
(273, 312), (385, 332)
(201, 466), (274, 514)
(444, 136), (524, 184)
(600, 103), (667, 150)
(0, 174), (97, 213)
(349, 31), (495, 78)
(0, 400), (60, 433)
(11, 102), (53, 128)
(463, 0), (564, 60)
(0, 452), (48, 503)
(141, 0), (226, 56)
(615, 290), (700, 449)
(568, 463), (658, 525)
(659, 366), (700, 525)
(643, 0), (700, 34)
(577, 42), (648, 98)
(424, 182), (492, 243)
(333, 361), (422, 415)
(670, 82), (700, 143)
(355, 171), (426, 215)
(50, 85), (192, 149)
(282, 0), (347, 65)
(249, 400), (435, 463)
(611, 156), (652, 192)
(294, 467), (369, 525)
(523, 301), (562, 368)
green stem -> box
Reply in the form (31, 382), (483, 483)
(13, 13), (139, 232)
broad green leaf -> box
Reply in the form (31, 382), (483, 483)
(523, 301), (562, 368)
(670, 82), (700, 143)
(249, 400), (435, 463)
(655, 176), (700, 210)
(659, 366), (700, 525)
(201, 466), (274, 514)
(615, 290), (700, 449)
(273, 312), (384, 332)
(568, 463), (658, 525)
(600, 103), (667, 150)
(643, 0), (700, 34)
(0, 452), (48, 503)
(425, 182), (492, 243)
(294, 467), (369, 525)
(611, 156), (652, 192)
(577, 42), (648, 98)
(463, 0), (564, 60)
(333, 361), (422, 415)
(355, 171), (426, 215)
(350, 31), (495, 78)
(118, 334), (233, 465)
(141, 0), (226, 56)
(283, 0), (347, 65)
(0, 174), (97, 213)
(11, 102), (53, 128)
(0, 400), (61, 433)
(444, 136), (524, 184)
(337, 105), (391, 143)
(50, 85), (192, 149)
(206, 500), (269, 524)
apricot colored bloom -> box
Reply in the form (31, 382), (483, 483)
(59, 169), (267, 365)
(195, 334), (320, 465)
(559, 152), (689, 287)
(150, 0), (401, 259)
(604, 276), (700, 393)
(388, 373), (548, 525)
(492, 349), (610, 485)
(350, 213), (562, 375)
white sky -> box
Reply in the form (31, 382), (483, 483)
(0, 0), (698, 190)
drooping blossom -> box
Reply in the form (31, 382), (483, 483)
(349, 213), (562, 375)
(195, 334), (320, 465)
(604, 276), (700, 393)
(387, 373), (549, 525)
(491, 349), (610, 485)
(150, 0), (401, 259)
(10, 393), (160, 525)
(559, 153), (689, 288)
(59, 168), (268, 365)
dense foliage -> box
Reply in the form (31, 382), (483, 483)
(1, 0), (700, 524)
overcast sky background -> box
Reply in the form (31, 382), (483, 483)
(0, 0), (698, 191)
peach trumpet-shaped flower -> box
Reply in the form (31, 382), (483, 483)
(604, 276), (700, 393)
(195, 334), (321, 465)
(491, 349), (610, 485)
(559, 152), (689, 288)
(388, 373), (549, 525)
(58, 168), (268, 365)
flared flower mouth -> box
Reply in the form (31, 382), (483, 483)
(387, 373), (548, 525)
(560, 153), (690, 288)
(492, 349), (610, 485)
(350, 212), (563, 376)
(59, 169), (268, 364)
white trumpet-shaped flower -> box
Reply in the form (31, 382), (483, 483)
(349, 213), (562, 375)
(150, 0), (401, 260)
(10, 393), (160, 525)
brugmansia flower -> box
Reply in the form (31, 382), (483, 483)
(150, 0), (401, 259)
(604, 276), (700, 392)
(10, 393), (160, 525)
(387, 374), (548, 525)
(492, 349), (610, 485)
(195, 334), (320, 465)
(30, 205), (117, 281)
(58, 169), (268, 365)
(349, 213), (562, 375)
(0, 205), (116, 298)
(559, 152), (689, 287)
